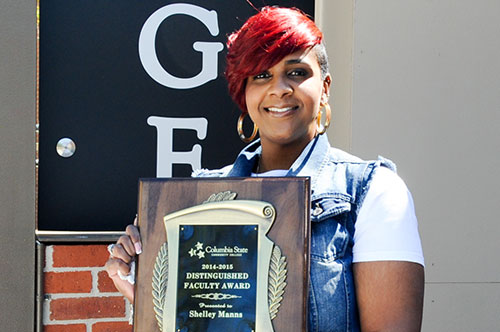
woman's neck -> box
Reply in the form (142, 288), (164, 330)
(257, 137), (314, 173)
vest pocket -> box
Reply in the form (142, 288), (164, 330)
(310, 193), (352, 223)
(310, 194), (352, 262)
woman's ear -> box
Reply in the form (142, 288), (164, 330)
(321, 74), (332, 105)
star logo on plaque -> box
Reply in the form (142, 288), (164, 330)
(188, 242), (206, 260)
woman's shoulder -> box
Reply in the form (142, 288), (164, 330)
(327, 147), (364, 163)
(311, 145), (399, 208)
(326, 146), (397, 172)
(191, 164), (233, 178)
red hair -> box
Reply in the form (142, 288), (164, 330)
(225, 6), (323, 113)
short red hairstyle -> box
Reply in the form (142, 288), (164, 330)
(225, 6), (324, 113)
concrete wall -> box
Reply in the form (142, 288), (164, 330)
(315, 0), (353, 151)
(0, 0), (36, 331)
(318, 0), (500, 330)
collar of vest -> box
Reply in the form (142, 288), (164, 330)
(227, 134), (330, 191)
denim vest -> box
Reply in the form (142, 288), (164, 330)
(193, 134), (395, 332)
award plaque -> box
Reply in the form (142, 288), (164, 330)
(134, 178), (310, 332)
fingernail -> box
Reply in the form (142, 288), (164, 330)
(135, 242), (142, 255)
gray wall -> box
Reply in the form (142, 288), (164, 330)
(318, 0), (500, 330)
(0, 0), (36, 330)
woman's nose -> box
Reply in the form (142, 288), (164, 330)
(268, 76), (293, 98)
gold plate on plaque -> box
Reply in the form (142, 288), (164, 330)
(150, 193), (286, 331)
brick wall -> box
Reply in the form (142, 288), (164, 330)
(43, 244), (133, 332)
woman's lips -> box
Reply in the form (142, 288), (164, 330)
(264, 106), (299, 114)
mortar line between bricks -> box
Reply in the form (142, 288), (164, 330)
(86, 317), (131, 324)
(44, 316), (130, 325)
(45, 292), (124, 299)
(43, 297), (51, 326)
(91, 269), (99, 294)
(126, 299), (133, 322)
(46, 266), (106, 273)
(45, 245), (54, 271)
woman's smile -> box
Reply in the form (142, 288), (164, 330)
(264, 105), (299, 116)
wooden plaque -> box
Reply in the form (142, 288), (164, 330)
(134, 177), (310, 332)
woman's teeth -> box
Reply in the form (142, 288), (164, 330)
(266, 106), (296, 113)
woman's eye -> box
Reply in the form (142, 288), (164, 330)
(253, 72), (270, 80)
(288, 69), (307, 77)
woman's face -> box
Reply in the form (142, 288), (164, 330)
(244, 48), (331, 148)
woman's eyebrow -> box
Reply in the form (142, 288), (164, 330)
(285, 58), (305, 65)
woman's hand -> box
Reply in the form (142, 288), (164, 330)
(105, 217), (142, 303)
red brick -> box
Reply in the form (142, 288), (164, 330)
(45, 271), (92, 293)
(92, 321), (132, 332)
(44, 324), (86, 332)
(53, 244), (109, 267)
(98, 271), (118, 292)
(50, 297), (125, 320)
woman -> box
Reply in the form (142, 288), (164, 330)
(106, 6), (425, 331)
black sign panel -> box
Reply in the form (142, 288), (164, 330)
(177, 225), (258, 331)
(38, 0), (314, 231)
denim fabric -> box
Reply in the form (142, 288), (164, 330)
(193, 134), (395, 332)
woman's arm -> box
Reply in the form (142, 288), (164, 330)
(353, 261), (424, 332)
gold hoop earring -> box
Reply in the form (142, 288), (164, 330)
(237, 113), (258, 143)
(317, 103), (331, 135)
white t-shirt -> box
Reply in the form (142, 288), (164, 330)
(252, 167), (425, 266)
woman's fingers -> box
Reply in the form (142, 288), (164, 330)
(105, 256), (131, 277)
(126, 223), (142, 255)
(106, 224), (139, 272)
(109, 242), (133, 264)
(113, 235), (136, 257)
